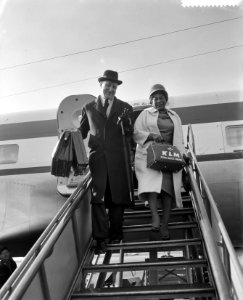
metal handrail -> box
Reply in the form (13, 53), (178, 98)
(187, 124), (195, 153)
(0, 171), (92, 300)
(188, 143), (243, 299)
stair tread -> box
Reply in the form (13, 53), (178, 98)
(83, 258), (208, 273)
(124, 207), (194, 217)
(105, 237), (202, 250)
(72, 283), (215, 299)
(123, 221), (197, 231)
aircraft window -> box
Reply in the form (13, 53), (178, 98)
(225, 125), (243, 148)
(0, 144), (19, 164)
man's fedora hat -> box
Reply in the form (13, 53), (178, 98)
(98, 70), (123, 85)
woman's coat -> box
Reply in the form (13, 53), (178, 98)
(134, 106), (186, 208)
(80, 97), (133, 207)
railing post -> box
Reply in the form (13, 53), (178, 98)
(71, 212), (82, 264)
(200, 180), (212, 225)
(222, 239), (231, 283)
(39, 265), (51, 300)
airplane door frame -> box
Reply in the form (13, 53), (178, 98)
(55, 94), (95, 195)
(221, 121), (243, 154)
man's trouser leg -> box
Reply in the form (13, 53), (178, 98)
(89, 156), (109, 241)
(103, 177), (124, 241)
(91, 202), (109, 241)
(108, 203), (124, 241)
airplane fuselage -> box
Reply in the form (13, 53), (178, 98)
(0, 90), (242, 256)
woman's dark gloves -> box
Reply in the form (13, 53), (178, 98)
(183, 153), (192, 165)
(147, 133), (164, 143)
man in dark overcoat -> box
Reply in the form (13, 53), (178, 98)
(0, 246), (17, 288)
(79, 70), (133, 253)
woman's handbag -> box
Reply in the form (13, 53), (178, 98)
(147, 143), (185, 172)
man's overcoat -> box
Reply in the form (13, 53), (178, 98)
(80, 97), (133, 207)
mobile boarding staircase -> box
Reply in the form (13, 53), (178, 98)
(1, 125), (243, 300)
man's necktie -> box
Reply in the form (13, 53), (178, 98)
(103, 99), (109, 116)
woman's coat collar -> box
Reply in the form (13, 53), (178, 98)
(146, 106), (175, 115)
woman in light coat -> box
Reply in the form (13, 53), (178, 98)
(134, 84), (186, 239)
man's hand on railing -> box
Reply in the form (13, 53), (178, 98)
(74, 164), (88, 176)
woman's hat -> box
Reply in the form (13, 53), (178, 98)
(98, 70), (123, 85)
(149, 84), (168, 101)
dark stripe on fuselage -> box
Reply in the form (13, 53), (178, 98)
(197, 151), (243, 162)
(0, 152), (242, 175)
(0, 166), (51, 176)
(0, 119), (57, 141)
(174, 102), (243, 125)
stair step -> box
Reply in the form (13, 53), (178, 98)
(123, 221), (197, 232)
(72, 283), (215, 299)
(123, 221), (198, 243)
(130, 192), (192, 211)
(182, 195), (191, 201)
(123, 208), (194, 225)
(132, 190), (190, 201)
(106, 238), (202, 251)
(83, 258), (208, 274)
(124, 207), (194, 218)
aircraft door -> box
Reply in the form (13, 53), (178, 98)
(55, 94), (95, 195)
(57, 94), (95, 135)
(191, 122), (224, 155)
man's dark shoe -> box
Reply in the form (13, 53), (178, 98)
(108, 239), (121, 244)
(94, 240), (107, 254)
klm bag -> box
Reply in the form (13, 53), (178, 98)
(147, 143), (185, 172)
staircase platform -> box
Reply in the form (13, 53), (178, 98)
(71, 192), (216, 300)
